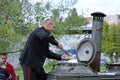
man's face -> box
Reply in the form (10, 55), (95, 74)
(0, 55), (7, 64)
(47, 22), (56, 34)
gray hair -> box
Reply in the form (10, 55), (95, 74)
(43, 18), (56, 25)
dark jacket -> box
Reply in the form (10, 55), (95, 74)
(19, 27), (61, 73)
(0, 67), (12, 80)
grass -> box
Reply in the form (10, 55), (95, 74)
(15, 66), (24, 80)
(100, 66), (107, 72)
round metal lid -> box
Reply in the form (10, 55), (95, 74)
(77, 38), (96, 65)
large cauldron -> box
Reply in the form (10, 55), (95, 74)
(47, 38), (101, 80)
(47, 63), (101, 80)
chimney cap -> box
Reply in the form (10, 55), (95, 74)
(91, 12), (106, 17)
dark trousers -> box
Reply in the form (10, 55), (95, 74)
(20, 62), (47, 80)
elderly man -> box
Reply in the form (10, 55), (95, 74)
(19, 19), (69, 80)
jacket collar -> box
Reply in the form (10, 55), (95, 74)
(41, 26), (50, 34)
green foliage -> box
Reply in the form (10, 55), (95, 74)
(100, 66), (106, 72)
(64, 8), (88, 27)
(53, 8), (87, 36)
(32, 0), (86, 36)
(15, 66), (23, 80)
(44, 60), (58, 73)
(102, 22), (120, 61)
(110, 24), (120, 54)
(0, 0), (87, 53)
(102, 22), (114, 54)
(0, 0), (23, 52)
(0, 0), (34, 53)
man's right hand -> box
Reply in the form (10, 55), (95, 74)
(61, 55), (69, 60)
(61, 54), (72, 60)
(57, 44), (63, 49)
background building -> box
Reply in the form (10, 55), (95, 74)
(87, 14), (120, 24)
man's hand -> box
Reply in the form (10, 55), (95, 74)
(61, 55), (70, 60)
(57, 44), (63, 49)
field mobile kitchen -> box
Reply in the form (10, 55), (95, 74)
(47, 12), (120, 80)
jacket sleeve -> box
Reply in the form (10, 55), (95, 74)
(36, 31), (58, 46)
(6, 63), (16, 80)
(47, 50), (62, 60)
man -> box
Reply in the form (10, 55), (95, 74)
(19, 19), (69, 80)
(0, 58), (12, 80)
(0, 53), (16, 80)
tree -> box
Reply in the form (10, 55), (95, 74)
(0, 0), (34, 53)
(110, 24), (120, 53)
(102, 22), (114, 54)
(0, 0), (23, 52)
(102, 22), (120, 63)
(64, 8), (88, 28)
(0, 0), (88, 53)
(29, 0), (86, 36)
